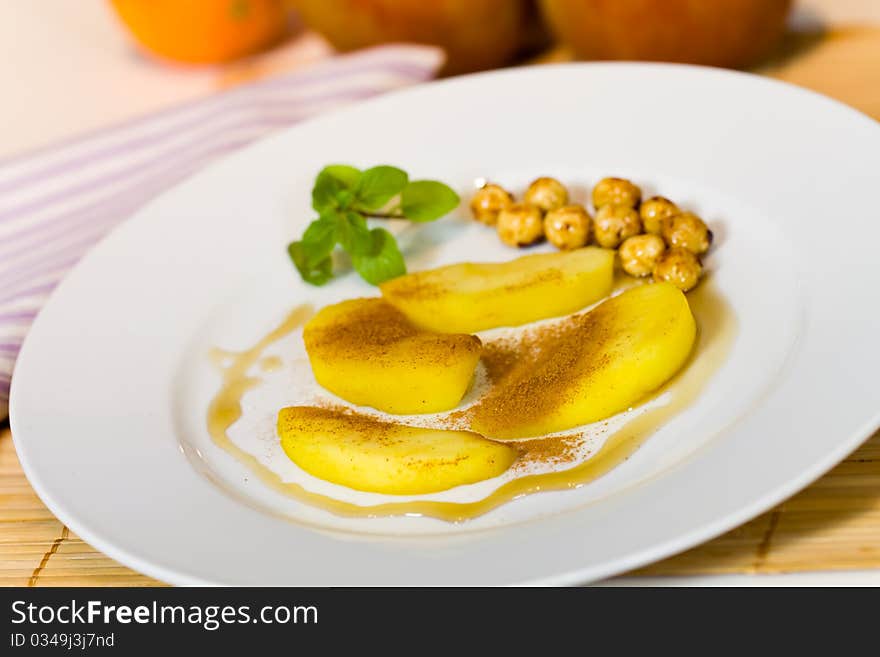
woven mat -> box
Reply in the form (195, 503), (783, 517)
(3, 27), (880, 586)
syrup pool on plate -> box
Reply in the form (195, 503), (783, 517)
(203, 278), (736, 523)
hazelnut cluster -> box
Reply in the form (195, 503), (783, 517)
(469, 176), (714, 292)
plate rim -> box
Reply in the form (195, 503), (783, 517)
(10, 61), (880, 585)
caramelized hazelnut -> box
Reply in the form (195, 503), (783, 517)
(662, 211), (713, 255)
(619, 234), (666, 277)
(543, 205), (591, 250)
(497, 203), (544, 247)
(653, 247), (702, 292)
(591, 177), (641, 209)
(470, 183), (513, 226)
(593, 204), (642, 249)
(523, 177), (568, 213)
(640, 196), (679, 235)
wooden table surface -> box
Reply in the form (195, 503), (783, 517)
(2, 26), (879, 587)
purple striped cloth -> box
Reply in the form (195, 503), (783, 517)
(0, 45), (443, 419)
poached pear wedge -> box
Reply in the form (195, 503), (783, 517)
(278, 406), (517, 495)
(303, 298), (481, 414)
(469, 282), (697, 438)
(380, 248), (614, 333)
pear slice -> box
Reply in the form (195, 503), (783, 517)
(303, 298), (481, 414)
(469, 282), (697, 438)
(380, 247), (615, 333)
(278, 406), (517, 495)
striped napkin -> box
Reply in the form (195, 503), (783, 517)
(0, 45), (443, 419)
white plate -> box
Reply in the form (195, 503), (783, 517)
(11, 64), (880, 585)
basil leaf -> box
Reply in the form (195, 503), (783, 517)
(312, 164), (362, 212)
(351, 228), (406, 285)
(288, 241), (334, 286)
(355, 165), (408, 210)
(400, 180), (460, 222)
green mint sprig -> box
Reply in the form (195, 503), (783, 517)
(288, 164), (459, 286)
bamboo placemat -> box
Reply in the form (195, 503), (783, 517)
(2, 26), (879, 587)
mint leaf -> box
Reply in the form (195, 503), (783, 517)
(335, 212), (371, 255)
(312, 165), (362, 212)
(400, 180), (460, 222)
(288, 215), (338, 285)
(351, 228), (406, 285)
(300, 216), (337, 263)
(322, 164), (362, 188)
(288, 241), (334, 286)
(292, 164), (457, 287)
(355, 165), (408, 210)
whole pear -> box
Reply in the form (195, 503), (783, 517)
(540, 0), (792, 68)
(293, 0), (533, 75)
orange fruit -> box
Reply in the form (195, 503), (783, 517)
(109, 0), (290, 64)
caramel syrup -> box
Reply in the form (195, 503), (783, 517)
(258, 355), (282, 372)
(206, 280), (736, 523)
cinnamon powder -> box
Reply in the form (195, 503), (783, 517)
(466, 303), (617, 437)
(511, 433), (585, 471)
(304, 298), (481, 365)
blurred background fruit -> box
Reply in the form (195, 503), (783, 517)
(539, 0), (792, 68)
(289, 0), (539, 75)
(110, 0), (290, 64)
(109, 0), (794, 72)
